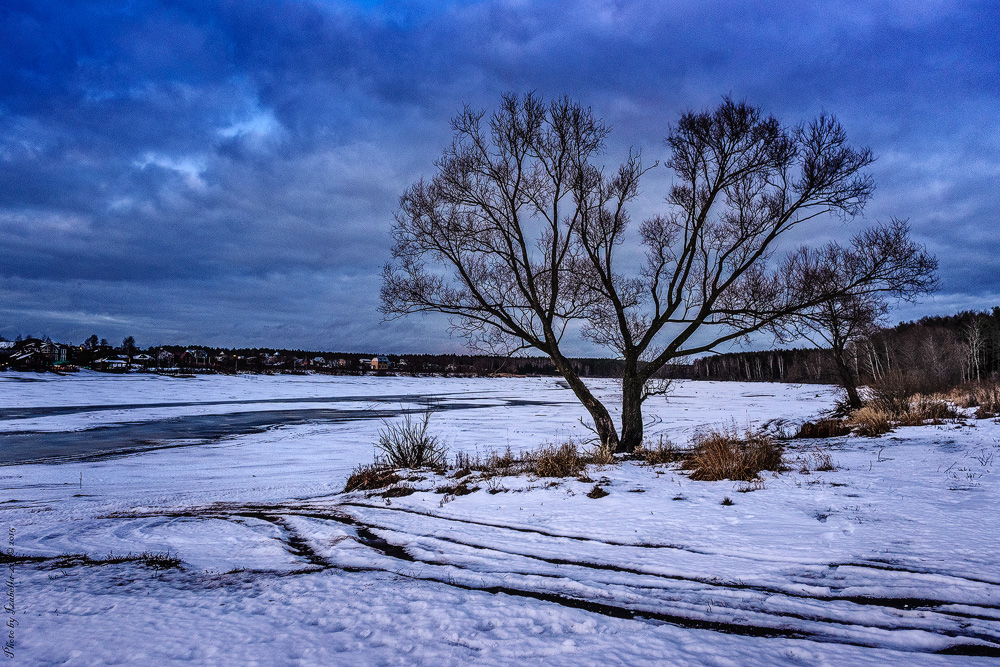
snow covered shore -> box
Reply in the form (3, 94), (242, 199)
(1, 372), (998, 664)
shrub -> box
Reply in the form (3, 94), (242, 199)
(847, 406), (892, 437)
(868, 368), (920, 416)
(376, 409), (447, 468)
(344, 463), (401, 492)
(796, 419), (851, 439)
(682, 426), (783, 481)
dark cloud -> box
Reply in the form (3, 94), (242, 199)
(1, 0), (998, 351)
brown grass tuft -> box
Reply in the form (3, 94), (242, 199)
(796, 419), (851, 439)
(589, 444), (617, 466)
(586, 485), (609, 499)
(534, 442), (586, 478)
(344, 463), (401, 492)
(381, 484), (417, 498)
(847, 406), (892, 437)
(682, 426), (783, 482)
(795, 446), (836, 473)
(948, 382), (1000, 418)
(633, 436), (683, 465)
(904, 394), (958, 423)
(434, 481), (479, 496)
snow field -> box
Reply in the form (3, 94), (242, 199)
(1, 372), (998, 664)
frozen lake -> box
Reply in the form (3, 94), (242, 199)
(0, 371), (831, 465)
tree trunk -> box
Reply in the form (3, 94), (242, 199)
(832, 345), (863, 410)
(549, 354), (620, 451)
(619, 372), (644, 453)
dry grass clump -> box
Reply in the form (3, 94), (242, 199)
(897, 394), (958, 424)
(452, 441), (602, 479)
(682, 426), (784, 482)
(795, 419), (851, 439)
(453, 447), (532, 477)
(948, 382), (1000, 418)
(589, 444), (617, 466)
(796, 446), (836, 473)
(867, 370), (923, 416)
(381, 484), (417, 498)
(344, 463), (401, 492)
(534, 442), (587, 478)
(376, 410), (448, 468)
(586, 485), (609, 499)
(847, 406), (892, 437)
(633, 435), (684, 465)
(845, 385), (960, 436)
(434, 480), (479, 496)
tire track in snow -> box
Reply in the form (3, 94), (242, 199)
(92, 502), (1000, 656)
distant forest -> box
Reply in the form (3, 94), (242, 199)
(4, 307), (998, 389)
(692, 308), (1000, 390)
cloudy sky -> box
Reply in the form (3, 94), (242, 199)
(2, 0), (998, 353)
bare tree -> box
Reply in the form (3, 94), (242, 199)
(963, 317), (985, 382)
(783, 219), (937, 409)
(383, 93), (904, 452)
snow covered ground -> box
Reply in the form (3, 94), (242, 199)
(1, 371), (998, 664)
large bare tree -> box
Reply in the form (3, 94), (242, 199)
(383, 93), (916, 452)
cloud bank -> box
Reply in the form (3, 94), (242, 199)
(2, 0), (998, 352)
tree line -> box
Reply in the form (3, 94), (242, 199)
(690, 307), (1000, 392)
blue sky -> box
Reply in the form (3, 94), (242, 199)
(2, 0), (998, 353)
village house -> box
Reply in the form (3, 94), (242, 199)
(132, 353), (153, 370)
(157, 350), (176, 368)
(179, 349), (209, 368)
(92, 357), (127, 372)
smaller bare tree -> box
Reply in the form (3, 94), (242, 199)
(963, 317), (985, 382)
(785, 218), (937, 409)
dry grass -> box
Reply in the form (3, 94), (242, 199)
(452, 441), (600, 479)
(434, 480), (479, 496)
(381, 484), (417, 498)
(847, 405), (892, 437)
(897, 394), (958, 424)
(681, 426), (784, 482)
(534, 442), (587, 478)
(454, 447), (531, 477)
(633, 435), (684, 465)
(796, 446), (837, 473)
(589, 444), (617, 466)
(343, 463), (401, 492)
(947, 382), (1000, 418)
(795, 419), (851, 439)
(586, 485), (609, 499)
(847, 391), (958, 436)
